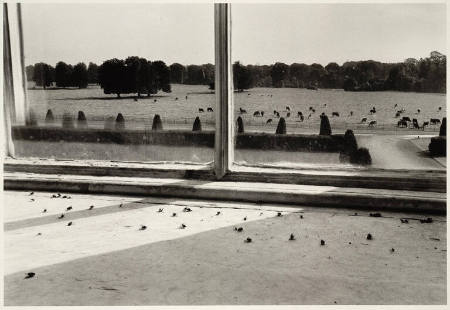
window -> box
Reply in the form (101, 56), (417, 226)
(3, 3), (446, 192)
(231, 3), (446, 172)
(7, 3), (215, 164)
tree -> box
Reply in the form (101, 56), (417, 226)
(289, 63), (310, 88)
(169, 63), (186, 84)
(233, 61), (253, 91)
(32, 63), (53, 89)
(87, 62), (99, 84)
(270, 62), (289, 87)
(151, 60), (171, 93)
(72, 62), (88, 88)
(25, 65), (34, 82)
(55, 61), (73, 87)
(98, 58), (126, 97)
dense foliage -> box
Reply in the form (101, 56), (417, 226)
(26, 51), (445, 93)
(98, 57), (171, 97)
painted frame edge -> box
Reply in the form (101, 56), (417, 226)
(214, 3), (234, 179)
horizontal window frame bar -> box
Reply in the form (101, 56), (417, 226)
(4, 157), (446, 193)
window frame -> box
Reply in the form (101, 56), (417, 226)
(3, 2), (446, 193)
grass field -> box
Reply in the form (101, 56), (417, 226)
(15, 84), (446, 170)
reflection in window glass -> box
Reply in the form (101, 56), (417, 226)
(232, 4), (446, 171)
(14, 3), (215, 163)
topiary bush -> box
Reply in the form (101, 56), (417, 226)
(343, 129), (357, 153)
(45, 109), (54, 124)
(77, 111), (87, 128)
(349, 147), (372, 165)
(25, 109), (38, 127)
(61, 112), (75, 129)
(429, 136), (446, 156)
(237, 116), (244, 133)
(275, 117), (286, 134)
(115, 113), (125, 130)
(319, 114), (332, 135)
(193, 117), (202, 131)
(152, 114), (163, 130)
(439, 117), (446, 137)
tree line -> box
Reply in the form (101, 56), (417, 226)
(25, 50), (445, 94)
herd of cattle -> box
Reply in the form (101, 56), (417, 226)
(194, 95), (443, 130)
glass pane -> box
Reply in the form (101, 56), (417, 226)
(232, 3), (446, 171)
(13, 3), (215, 164)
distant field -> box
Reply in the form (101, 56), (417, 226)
(24, 84), (445, 134)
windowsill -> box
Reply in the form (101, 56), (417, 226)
(4, 156), (446, 193)
(3, 170), (446, 214)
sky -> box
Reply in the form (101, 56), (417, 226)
(22, 2), (446, 67)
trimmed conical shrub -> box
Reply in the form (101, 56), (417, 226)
(237, 116), (244, 133)
(26, 110), (38, 127)
(77, 111), (87, 128)
(104, 116), (115, 130)
(115, 113), (125, 130)
(45, 109), (54, 124)
(439, 117), (446, 137)
(343, 129), (357, 153)
(275, 117), (286, 134)
(349, 147), (372, 165)
(319, 114), (332, 135)
(62, 112), (75, 129)
(152, 114), (163, 130)
(193, 117), (202, 131)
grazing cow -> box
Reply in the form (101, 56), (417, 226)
(417, 109), (421, 114)
(309, 107), (313, 111)
(412, 118), (419, 129)
(332, 112), (339, 117)
(266, 119), (272, 124)
(175, 97), (178, 100)
(261, 111), (265, 117)
(422, 121), (429, 130)
(402, 116), (411, 122)
(397, 119), (408, 127)
(240, 108), (247, 114)
(370, 107), (376, 114)
(368, 120), (377, 127)
(324, 104), (327, 107)
(286, 106), (291, 112)
(154, 99), (157, 102)
(274, 110), (278, 115)
(361, 117), (367, 123)
(395, 112), (401, 118)
(275, 112), (280, 118)
(299, 115), (304, 122)
(297, 111), (303, 117)
(207, 107), (213, 112)
(311, 109), (316, 113)
(253, 111), (261, 117)
(430, 118), (441, 125)
(438, 107), (442, 111)
(199, 108), (204, 113)
(286, 112), (291, 118)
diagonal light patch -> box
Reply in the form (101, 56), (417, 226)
(4, 191), (143, 222)
(5, 202), (299, 275)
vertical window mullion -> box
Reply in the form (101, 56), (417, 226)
(214, 3), (234, 179)
(3, 3), (15, 157)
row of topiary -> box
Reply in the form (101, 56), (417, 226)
(31, 109), (205, 132)
(30, 109), (372, 165)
